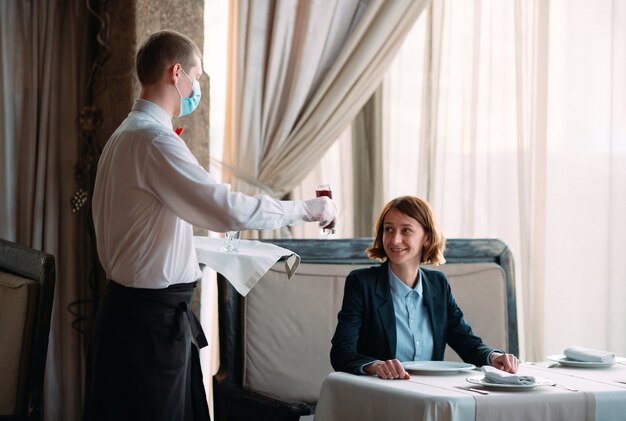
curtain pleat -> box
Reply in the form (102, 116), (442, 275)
(351, 86), (384, 237)
(224, 0), (430, 201)
(513, 0), (549, 363)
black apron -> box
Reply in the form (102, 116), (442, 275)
(83, 280), (210, 421)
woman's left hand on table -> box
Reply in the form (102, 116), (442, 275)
(490, 352), (519, 373)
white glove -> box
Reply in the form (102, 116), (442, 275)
(303, 196), (338, 228)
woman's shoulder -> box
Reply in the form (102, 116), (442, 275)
(343, 264), (386, 296)
(420, 266), (450, 283)
(420, 265), (445, 276)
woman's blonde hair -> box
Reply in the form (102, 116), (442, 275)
(366, 196), (446, 265)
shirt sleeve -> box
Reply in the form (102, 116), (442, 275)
(144, 134), (309, 231)
(360, 361), (374, 374)
(486, 350), (505, 366)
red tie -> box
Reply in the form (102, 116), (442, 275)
(175, 126), (184, 137)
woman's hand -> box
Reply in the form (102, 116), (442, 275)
(490, 352), (520, 373)
(364, 359), (411, 380)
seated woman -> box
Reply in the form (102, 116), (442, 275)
(330, 195), (519, 380)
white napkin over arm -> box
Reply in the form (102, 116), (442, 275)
(194, 236), (300, 296)
(482, 366), (536, 385)
(564, 346), (615, 363)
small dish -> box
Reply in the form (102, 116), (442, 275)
(547, 354), (615, 368)
(402, 361), (475, 374)
(466, 376), (554, 391)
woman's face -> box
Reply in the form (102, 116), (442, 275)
(382, 208), (430, 267)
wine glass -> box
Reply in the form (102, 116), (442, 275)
(315, 184), (336, 235)
(223, 231), (241, 252)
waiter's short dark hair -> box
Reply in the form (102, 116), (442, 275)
(366, 195), (446, 265)
(136, 30), (202, 85)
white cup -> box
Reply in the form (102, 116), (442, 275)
(223, 231), (241, 252)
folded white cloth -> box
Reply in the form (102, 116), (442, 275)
(482, 366), (536, 385)
(564, 346), (615, 363)
(194, 236), (300, 296)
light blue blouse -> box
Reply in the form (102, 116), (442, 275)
(389, 266), (434, 362)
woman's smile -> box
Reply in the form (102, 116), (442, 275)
(382, 208), (429, 267)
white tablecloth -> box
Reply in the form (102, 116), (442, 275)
(315, 372), (476, 421)
(315, 362), (626, 421)
(193, 236), (300, 296)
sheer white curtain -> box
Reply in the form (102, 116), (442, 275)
(384, 0), (626, 360)
(543, 0), (626, 356)
(384, 2), (536, 360)
(425, 0), (548, 361)
(223, 0), (429, 207)
(0, 1), (88, 420)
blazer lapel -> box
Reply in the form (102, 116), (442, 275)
(375, 262), (397, 358)
(421, 268), (444, 358)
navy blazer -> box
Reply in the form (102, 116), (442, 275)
(330, 262), (497, 375)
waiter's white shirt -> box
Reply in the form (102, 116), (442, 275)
(93, 99), (309, 288)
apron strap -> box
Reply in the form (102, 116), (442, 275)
(175, 302), (209, 348)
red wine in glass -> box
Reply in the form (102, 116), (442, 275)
(315, 184), (336, 235)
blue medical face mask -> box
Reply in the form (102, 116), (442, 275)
(175, 68), (201, 117)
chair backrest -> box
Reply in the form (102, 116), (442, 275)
(0, 239), (55, 421)
(215, 238), (517, 406)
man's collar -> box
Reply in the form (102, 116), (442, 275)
(132, 99), (173, 128)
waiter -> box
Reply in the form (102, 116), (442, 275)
(83, 30), (337, 421)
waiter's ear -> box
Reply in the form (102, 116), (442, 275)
(167, 63), (181, 84)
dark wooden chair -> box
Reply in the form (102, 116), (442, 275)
(213, 238), (518, 420)
(0, 239), (56, 421)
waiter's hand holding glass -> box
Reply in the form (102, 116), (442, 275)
(315, 184), (336, 235)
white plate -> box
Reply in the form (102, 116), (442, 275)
(547, 354), (616, 368)
(466, 376), (554, 390)
(402, 361), (476, 374)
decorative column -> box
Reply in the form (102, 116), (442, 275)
(94, 0), (209, 166)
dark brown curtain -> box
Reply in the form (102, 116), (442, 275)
(0, 1), (94, 419)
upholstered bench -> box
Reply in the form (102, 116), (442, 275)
(0, 272), (39, 416)
(213, 238), (517, 421)
(0, 239), (55, 421)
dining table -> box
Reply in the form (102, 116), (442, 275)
(314, 359), (626, 421)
